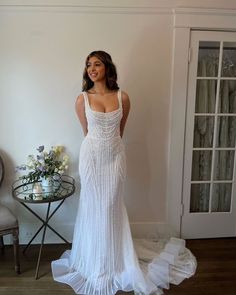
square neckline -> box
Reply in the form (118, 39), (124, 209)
(84, 91), (121, 114)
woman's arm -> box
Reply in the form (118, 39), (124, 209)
(120, 91), (130, 138)
(75, 94), (88, 136)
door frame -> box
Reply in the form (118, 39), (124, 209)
(168, 8), (236, 237)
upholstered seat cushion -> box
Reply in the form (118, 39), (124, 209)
(0, 205), (18, 231)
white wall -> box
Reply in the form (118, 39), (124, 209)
(1, 0), (236, 243)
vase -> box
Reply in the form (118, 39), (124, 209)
(52, 174), (62, 191)
(32, 182), (43, 200)
(41, 176), (54, 197)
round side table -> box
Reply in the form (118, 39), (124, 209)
(12, 175), (75, 279)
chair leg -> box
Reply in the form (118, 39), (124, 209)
(0, 236), (4, 255)
(13, 228), (20, 274)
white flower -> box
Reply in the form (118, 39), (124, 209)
(63, 155), (69, 161)
(53, 145), (64, 154)
(16, 145), (69, 181)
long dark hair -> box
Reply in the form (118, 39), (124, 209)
(82, 51), (119, 91)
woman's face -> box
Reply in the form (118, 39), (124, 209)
(86, 56), (106, 83)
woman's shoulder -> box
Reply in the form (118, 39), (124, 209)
(75, 93), (85, 107)
(120, 90), (130, 102)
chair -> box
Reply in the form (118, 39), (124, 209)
(0, 155), (20, 274)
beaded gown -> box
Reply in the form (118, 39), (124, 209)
(51, 90), (197, 295)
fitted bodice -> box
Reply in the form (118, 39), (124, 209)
(82, 91), (123, 140)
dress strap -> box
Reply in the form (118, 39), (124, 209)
(118, 89), (122, 110)
(82, 92), (89, 110)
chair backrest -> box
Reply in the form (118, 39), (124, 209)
(0, 156), (4, 188)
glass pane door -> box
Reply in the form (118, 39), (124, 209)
(190, 41), (236, 213)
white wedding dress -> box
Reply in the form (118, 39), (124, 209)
(51, 90), (197, 295)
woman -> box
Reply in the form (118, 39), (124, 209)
(51, 51), (196, 295)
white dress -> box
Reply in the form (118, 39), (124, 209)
(51, 90), (197, 295)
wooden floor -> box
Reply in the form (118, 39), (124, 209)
(0, 238), (236, 295)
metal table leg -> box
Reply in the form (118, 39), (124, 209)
(22, 200), (70, 254)
(35, 202), (51, 279)
(20, 200), (71, 279)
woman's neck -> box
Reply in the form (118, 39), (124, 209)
(90, 82), (110, 95)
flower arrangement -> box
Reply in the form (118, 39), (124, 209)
(16, 145), (69, 182)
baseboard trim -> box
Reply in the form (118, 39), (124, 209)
(3, 222), (179, 245)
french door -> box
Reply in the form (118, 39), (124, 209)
(181, 31), (236, 238)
